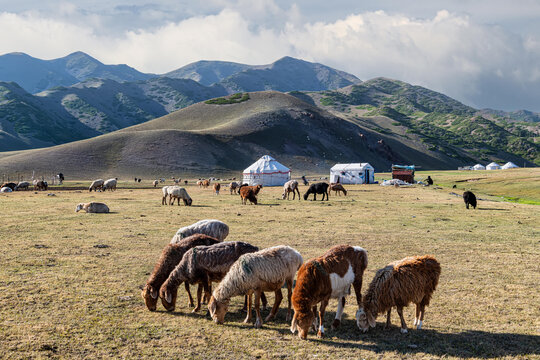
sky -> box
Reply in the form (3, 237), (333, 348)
(1, 0), (540, 111)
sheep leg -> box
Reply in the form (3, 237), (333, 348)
(243, 292), (253, 324)
(417, 298), (428, 329)
(168, 194), (173, 205)
(414, 303), (421, 327)
(396, 306), (408, 333)
(261, 291), (268, 310)
(311, 305), (319, 332)
(285, 278), (293, 321)
(185, 282), (195, 307)
(295, 188), (300, 200)
(193, 283), (204, 312)
(254, 291), (263, 328)
(265, 289), (282, 322)
(317, 300), (328, 338)
(313, 194), (317, 201)
(385, 308), (392, 329)
(331, 296), (346, 329)
(203, 284), (212, 304)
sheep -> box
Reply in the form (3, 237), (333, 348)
(184, 180), (188, 185)
(16, 181), (30, 191)
(239, 184), (262, 205)
(357, 255), (441, 334)
(167, 186), (192, 206)
(1, 182), (17, 191)
(75, 202), (110, 213)
(1, 186), (13, 193)
(197, 180), (203, 187)
(303, 182), (329, 201)
(160, 241), (261, 312)
(102, 178), (117, 191)
(89, 179), (104, 192)
(202, 179), (210, 188)
(213, 183), (221, 195)
(282, 180), (301, 200)
(153, 180), (159, 188)
(34, 180), (48, 191)
(171, 219), (229, 243)
(160, 178), (166, 183)
(209, 245), (303, 328)
(141, 234), (220, 311)
(229, 182), (239, 195)
(290, 245), (368, 339)
(161, 186), (171, 205)
(463, 191), (477, 209)
(329, 183), (347, 196)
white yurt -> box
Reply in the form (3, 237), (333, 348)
(330, 163), (375, 184)
(472, 164), (486, 170)
(502, 162), (519, 169)
(486, 162), (501, 170)
(242, 155), (290, 186)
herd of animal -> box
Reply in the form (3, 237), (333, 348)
(0, 179), (48, 192)
(141, 219), (442, 339)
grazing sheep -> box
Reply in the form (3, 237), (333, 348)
(357, 255), (441, 334)
(229, 182), (239, 195)
(213, 183), (221, 195)
(160, 178), (166, 183)
(167, 186), (192, 206)
(209, 245), (303, 328)
(197, 180), (203, 187)
(171, 219), (229, 243)
(102, 178), (117, 191)
(153, 180), (159, 187)
(34, 180), (48, 191)
(329, 183), (347, 196)
(141, 234), (220, 311)
(239, 184), (262, 205)
(1, 186), (13, 193)
(463, 191), (477, 209)
(161, 186), (171, 205)
(16, 181), (30, 191)
(75, 202), (110, 213)
(160, 241), (260, 312)
(89, 179), (104, 192)
(184, 180), (188, 185)
(202, 179), (210, 188)
(1, 182), (17, 191)
(282, 180), (301, 200)
(291, 245), (368, 339)
(303, 182), (329, 201)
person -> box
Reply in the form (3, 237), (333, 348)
(301, 175), (309, 186)
(426, 176), (433, 186)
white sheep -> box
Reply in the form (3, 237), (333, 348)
(102, 178), (117, 191)
(208, 245), (303, 328)
(75, 202), (110, 213)
(89, 179), (104, 192)
(166, 186), (192, 206)
(171, 219), (229, 244)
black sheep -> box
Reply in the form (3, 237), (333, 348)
(303, 182), (329, 201)
(463, 191), (477, 209)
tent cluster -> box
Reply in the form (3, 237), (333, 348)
(469, 162), (519, 171)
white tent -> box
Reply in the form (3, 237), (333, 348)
(242, 155), (290, 186)
(486, 162), (501, 170)
(502, 162), (519, 169)
(330, 163), (375, 184)
(473, 164), (486, 170)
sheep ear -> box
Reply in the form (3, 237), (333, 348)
(290, 313), (298, 333)
(165, 291), (172, 304)
(367, 312), (376, 328)
(150, 287), (158, 299)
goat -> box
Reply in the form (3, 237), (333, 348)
(291, 245), (368, 339)
(303, 182), (329, 201)
(357, 255), (441, 334)
(282, 180), (300, 200)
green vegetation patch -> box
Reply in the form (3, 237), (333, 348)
(205, 93), (250, 105)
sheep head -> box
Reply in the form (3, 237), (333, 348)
(303, 192), (309, 201)
(290, 309), (315, 340)
(208, 296), (229, 324)
(75, 204), (84, 212)
(159, 284), (178, 312)
(141, 284), (159, 311)
(356, 307), (376, 332)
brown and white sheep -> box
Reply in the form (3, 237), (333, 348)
(213, 183), (221, 195)
(209, 245), (303, 328)
(239, 184), (262, 205)
(357, 255), (441, 334)
(75, 202), (110, 213)
(290, 245), (368, 339)
(167, 186), (192, 206)
(160, 241), (260, 312)
(170, 219), (229, 243)
(89, 179), (104, 192)
(329, 183), (347, 196)
(282, 180), (300, 200)
(229, 182), (239, 195)
(141, 234), (220, 311)
(153, 180), (159, 187)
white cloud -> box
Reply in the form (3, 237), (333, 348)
(1, 6), (540, 110)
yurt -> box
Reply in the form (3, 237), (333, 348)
(473, 164), (486, 170)
(330, 163), (375, 184)
(242, 155), (290, 186)
(486, 162), (501, 170)
(502, 162), (519, 169)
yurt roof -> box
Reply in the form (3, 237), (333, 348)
(243, 155), (290, 174)
(330, 163), (374, 171)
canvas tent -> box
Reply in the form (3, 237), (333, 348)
(242, 155), (290, 186)
(502, 162), (519, 169)
(330, 163), (375, 184)
(473, 164), (486, 170)
(486, 162), (501, 170)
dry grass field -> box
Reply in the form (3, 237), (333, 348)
(1, 169), (539, 359)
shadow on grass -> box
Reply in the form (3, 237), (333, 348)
(476, 208), (509, 211)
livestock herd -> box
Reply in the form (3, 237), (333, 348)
(141, 219), (441, 339)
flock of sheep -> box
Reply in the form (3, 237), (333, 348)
(0, 179), (48, 192)
(142, 219), (441, 339)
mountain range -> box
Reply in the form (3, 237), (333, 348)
(0, 52), (538, 175)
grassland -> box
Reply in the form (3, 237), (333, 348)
(0, 169), (539, 359)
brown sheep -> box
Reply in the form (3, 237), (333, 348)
(229, 182), (239, 195)
(329, 183), (347, 196)
(239, 184), (262, 205)
(34, 180), (48, 191)
(202, 179), (210, 188)
(213, 183), (221, 195)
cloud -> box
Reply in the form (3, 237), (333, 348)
(1, 7), (540, 111)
